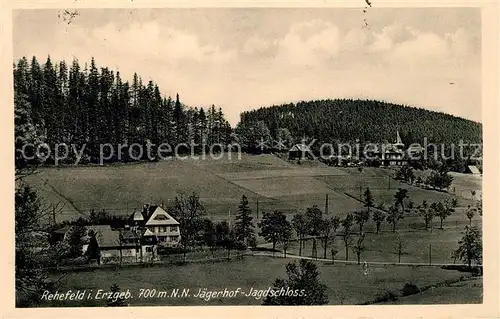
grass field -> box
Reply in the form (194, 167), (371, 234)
(381, 277), (482, 304)
(24, 154), (481, 226)
(45, 255), (477, 307)
(285, 225), (482, 264)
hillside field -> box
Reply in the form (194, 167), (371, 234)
(24, 154), (481, 228)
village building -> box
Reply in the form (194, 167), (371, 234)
(77, 225), (161, 264)
(368, 131), (407, 167)
(288, 143), (315, 161)
(51, 225), (72, 243)
(82, 225), (159, 264)
(127, 204), (181, 247)
(51, 204), (180, 265)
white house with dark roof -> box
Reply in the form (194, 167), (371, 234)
(128, 204), (181, 247)
(51, 204), (181, 265)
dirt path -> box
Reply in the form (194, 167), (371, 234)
(249, 251), (481, 267)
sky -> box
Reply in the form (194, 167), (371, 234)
(13, 8), (481, 126)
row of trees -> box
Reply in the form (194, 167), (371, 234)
(396, 164), (454, 192)
(14, 56), (232, 165)
(256, 185), (481, 264)
(166, 185), (477, 266)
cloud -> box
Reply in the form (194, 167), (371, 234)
(275, 19), (341, 66)
(369, 24), (416, 52)
(342, 28), (369, 51)
(14, 14), (480, 125)
(52, 21), (236, 66)
(445, 28), (478, 58)
(390, 32), (451, 67)
(243, 36), (273, 55)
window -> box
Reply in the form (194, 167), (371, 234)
(170, 226), (178, 232)
(154, 214), (168, 220)
(170, 236), (179, 242)
(146, 246), (152, 252)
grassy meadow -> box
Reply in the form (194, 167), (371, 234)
(45, 255), (477, 307)
(24, 154), (481, 226)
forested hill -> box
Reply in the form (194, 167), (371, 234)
(238, 99), (482, 147)
(14, 56), (232, 165)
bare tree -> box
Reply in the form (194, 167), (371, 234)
(291, 213), (308, 256)
(393, 234), (407, 264)
(386, 204), (404, 233)
(341, 214), (354, 261)
(319, 216), (340, 259)
(330, 247), (339, 264)
(372, 210), (385, 233)
(418, 200), (434, 231)
(168, 192), (206, 261)
(352, 233), (366, 265)
(354, 210), (370, 233)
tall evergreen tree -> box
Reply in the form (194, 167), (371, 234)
(234, 195), (255, 247)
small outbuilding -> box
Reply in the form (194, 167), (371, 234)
(466, 165), (481, 175)
(288, 143), (314, 161)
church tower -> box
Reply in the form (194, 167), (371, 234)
(394, 130), (404, 149)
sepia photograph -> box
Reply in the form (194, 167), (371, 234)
(7, 3), (496, 314)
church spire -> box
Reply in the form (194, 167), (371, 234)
(396, 130), (403, 146)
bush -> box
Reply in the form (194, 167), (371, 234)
(250, 246), (280, 253)
(373, 290), (399, 303)
(471, 266), (482, 276)
(401, 283), (420, 296)
(157, 247), (189, 255)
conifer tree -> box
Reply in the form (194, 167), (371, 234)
(234, 195), (255, 247)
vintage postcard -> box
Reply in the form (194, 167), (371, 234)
(2, 0), (499, 318)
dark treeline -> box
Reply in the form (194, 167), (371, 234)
(237, 99), (482, 151)
(14, 56), (483, 169)
(14, 56), (232, 165)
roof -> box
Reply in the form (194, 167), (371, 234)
(144, 206), (179, 226)
(85, 225), (125, 248)
(129, 205), (159, 223)
(369, 144), (404, 154)
(142, 228), (155, 236)
(289, 144), (312, 153)
(467, 165), (481, 175)
(86, 225), (114, 235)
(53, 225), (72, 235)
(131, 211), (144, 221)
(121, 229), (141, 240)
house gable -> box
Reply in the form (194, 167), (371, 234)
(467, 165), (481, 175)
(144, 206), (179, 226)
